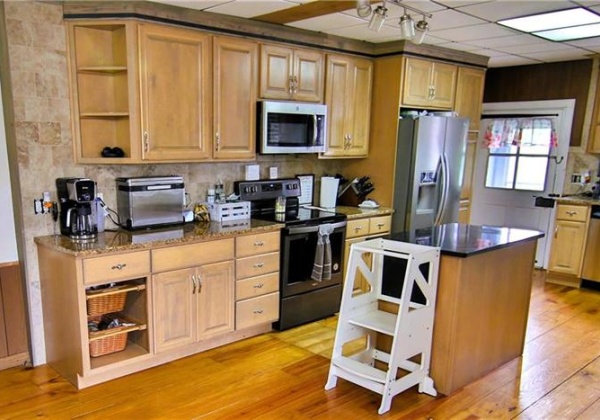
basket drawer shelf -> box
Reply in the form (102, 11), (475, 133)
(86, 283), (146, 316)
(88, 319), (147, 358)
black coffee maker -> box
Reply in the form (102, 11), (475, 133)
(56, 178), (98, 240)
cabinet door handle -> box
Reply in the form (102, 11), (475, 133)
(288, 76), (293, 95)
(293, 75), (298, 94)
(554, 226), (559, 238)
(253, 309), (264, 314)
(254, 262), (264, 268)
(111, 263), (127, 270)
(191, 274), (197, 294)
(143, 131), (149, 153)
(254, 240), (264, 247)
(215, 132), (220, 151)
(253, 283), (264, 289)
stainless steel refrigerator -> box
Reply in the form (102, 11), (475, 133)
(392, 115), (469, 232)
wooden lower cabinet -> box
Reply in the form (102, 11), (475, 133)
(36, 230), (281, 389)
(153, 261), (234, 353)
(0, 263), (29, 370)
(344, 215), (392, 292)
(547, 204), (590, 286)
(235, 231), (280, 330)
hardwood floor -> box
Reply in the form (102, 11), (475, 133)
(1, 270), (600, 419)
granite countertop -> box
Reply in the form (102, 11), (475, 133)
(554, 195), (600, 206)
(36, 206), (393, 257)
(34, 219), (283, 256)
(335, 205), (394, 219)
(388, 223), (544, 258)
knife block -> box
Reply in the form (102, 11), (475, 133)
(338, 185), (362, 207)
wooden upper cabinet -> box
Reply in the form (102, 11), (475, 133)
(455, 66), (486, 133)
(68, 21), (142, 163)
(213, 36), (258, 161)
(588, 66), (600, 154)
(454, 66), (485, 223)
(322, 54), (373, 158)
(260, 44), (324, 102)
(138, 24), (212, 161)
(402, 57), (457, 109)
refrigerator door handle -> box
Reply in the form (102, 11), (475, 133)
(434, 153), (450, 225)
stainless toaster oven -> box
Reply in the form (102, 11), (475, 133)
(116, 176), (185, 230)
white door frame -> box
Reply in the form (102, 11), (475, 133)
(473, 99), (574, 269)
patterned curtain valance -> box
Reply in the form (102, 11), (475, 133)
(483, 117), (558, 149)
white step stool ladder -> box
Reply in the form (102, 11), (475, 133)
(324, 238), (440, 415)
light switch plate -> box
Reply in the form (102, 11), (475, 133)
(269, 167), (278, 179)
(245, 165), (259, 181)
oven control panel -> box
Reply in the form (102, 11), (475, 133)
(235, 178), (301, 201)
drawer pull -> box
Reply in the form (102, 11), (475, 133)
(566, 211), (578, 216)
(111, 263), (127, 270)
(253, 283), (264, 289)
(354, 226), (363, 232)
(254, 241), (264, 247)
(253, 309), (264, 314)
(254, 262), (264, 268)
(376, 223), (385, 228)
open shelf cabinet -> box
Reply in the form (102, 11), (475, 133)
(84, 278), (150, 371)
(67, 21), (141, 163)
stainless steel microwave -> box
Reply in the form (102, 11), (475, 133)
(258, 101), (327, 154)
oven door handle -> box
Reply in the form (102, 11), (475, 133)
(285, 221), (347, 235)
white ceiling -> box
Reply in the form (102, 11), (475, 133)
(149, 0), (600, 67)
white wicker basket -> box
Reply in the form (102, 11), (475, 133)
(209, 201), (251, 222)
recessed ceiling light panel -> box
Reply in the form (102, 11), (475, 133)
(499, 7), (600, 33)
(535, 23), (600, 41)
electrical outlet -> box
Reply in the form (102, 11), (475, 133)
(571, 173), (583, 184)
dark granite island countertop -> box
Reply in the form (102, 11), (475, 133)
(388, 223), (544, 257)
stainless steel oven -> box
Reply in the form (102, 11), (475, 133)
(235, 178), (347, 330)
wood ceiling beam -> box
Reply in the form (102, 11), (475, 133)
(254, 0), (360, 25)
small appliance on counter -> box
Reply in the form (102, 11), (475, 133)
(116, 176), (185, 230)
(56, 177), (98, 241)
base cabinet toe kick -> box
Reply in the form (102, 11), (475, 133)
(36, 229), (281, 389)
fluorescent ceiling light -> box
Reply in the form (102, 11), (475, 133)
(535, 23), (600, 41)
(499, 7), (600, 42)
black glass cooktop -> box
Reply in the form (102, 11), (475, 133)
(251, 207), (346, 226)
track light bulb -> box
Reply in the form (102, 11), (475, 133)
(369, 5), (388, 32)
(414, 18), (429, 44)
(399, 10), (415, 39)
(356, 0), (372, 18)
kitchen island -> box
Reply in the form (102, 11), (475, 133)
(386, 223), (544, 395)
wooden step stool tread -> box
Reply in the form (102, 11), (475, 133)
(332, 356), (387, 383)
(348, 309), (396, 335)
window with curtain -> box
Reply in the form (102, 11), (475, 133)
(483, 117), (558, 192)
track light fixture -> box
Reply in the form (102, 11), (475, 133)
(368, 2), (388, 32)
(356, 0), (432, 43)
(399, 9), (415, 39)
(356, 0), (372, 18)
(414, 17), (429, 45)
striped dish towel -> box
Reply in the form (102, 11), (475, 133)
(311, 224), (334, 282)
